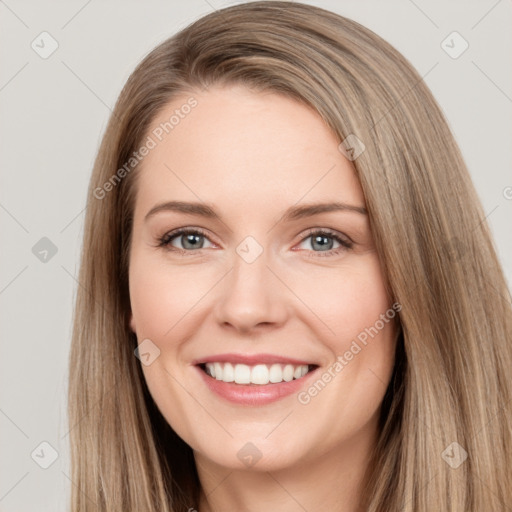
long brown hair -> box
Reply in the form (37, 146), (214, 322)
(68, 2), (512, 510)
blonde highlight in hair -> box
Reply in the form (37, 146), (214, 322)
(68, 2), (512, 510)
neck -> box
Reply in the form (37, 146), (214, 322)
(194, 422), (377, 512)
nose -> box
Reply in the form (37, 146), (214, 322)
(213, 247), (289, 333)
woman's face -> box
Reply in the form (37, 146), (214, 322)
(128, 84), (398, 472)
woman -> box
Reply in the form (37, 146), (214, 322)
(68, 2), (512, 510)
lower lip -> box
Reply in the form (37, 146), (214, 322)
(195, 365), (318, 406)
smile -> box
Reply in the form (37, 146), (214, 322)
(200, 362), (315, 385)
(193, 354), (320, 406)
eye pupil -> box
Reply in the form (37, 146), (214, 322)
(312, 234), (333, 251)
(182, 233), (203, 250)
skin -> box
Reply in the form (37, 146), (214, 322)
(128, 84), (398, 512)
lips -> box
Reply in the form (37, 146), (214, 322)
(192, 353), (317, 366)
(192, 353), (319, 405)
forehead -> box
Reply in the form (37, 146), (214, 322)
(133, 84), (365, 216)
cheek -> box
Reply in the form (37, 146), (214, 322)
(287, 255), (392, 348)
(128, 253), (208, 440)
(129, 254), (211, 339)
(287, 257), (396, 443)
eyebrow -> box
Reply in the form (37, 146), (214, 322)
(144, 200), (367, 223)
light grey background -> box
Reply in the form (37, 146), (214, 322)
(1, 0), (511, 510)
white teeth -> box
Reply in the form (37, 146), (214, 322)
(223, 362), (235, 382)
(251, 364), (269, 385)
(204, 362), (311, 385)
(234, 364), (251, 384)
(269, 364), (282, 383)
(283, 364), (294, 382)
(214, 362), (223, 380)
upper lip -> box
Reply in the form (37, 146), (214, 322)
(192, 353), (317, 366)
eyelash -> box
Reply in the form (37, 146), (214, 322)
(157, 227), (353, 258)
